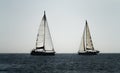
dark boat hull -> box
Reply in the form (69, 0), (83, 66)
(78, 51), (99, 55)
(30, 50), (55, 56)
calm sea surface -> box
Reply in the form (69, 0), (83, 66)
(0, 54), (120, 73)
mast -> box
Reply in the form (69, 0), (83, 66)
(43, 11), (46, 51)
(83, 23), (86, 51)
(85, 20), (87, 50)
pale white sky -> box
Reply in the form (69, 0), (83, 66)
(0, 0), (120, 53)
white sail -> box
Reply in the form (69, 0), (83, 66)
(36, 11), (54, 51)
(36, 14), (45, 49)
(85, 21), (94, 50)
(79, 25), (85, 52)
(79, 34), (85, 52)
(44, 17), (54, 51)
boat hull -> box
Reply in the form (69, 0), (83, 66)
(78, 51), (99, 55)
(30, 50), (55, 56)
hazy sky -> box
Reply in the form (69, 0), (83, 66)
(0, 0), (120, 53)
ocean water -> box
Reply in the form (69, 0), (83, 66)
(0, 54), (120, 73)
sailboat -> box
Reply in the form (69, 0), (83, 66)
(31, 11), (55, 55)
(78, 20), (99, 55)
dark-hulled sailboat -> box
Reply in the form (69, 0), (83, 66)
(31, 11), (55, 55)
(78, 20), (99, 55)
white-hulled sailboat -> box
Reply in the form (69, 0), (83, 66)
(31, 11), (55, 55)
(78, 20), (99, 55)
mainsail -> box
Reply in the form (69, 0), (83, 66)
(79, 20), (94, 52)
(85, 21), (94, 50)
(36, 11), (54, 51)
